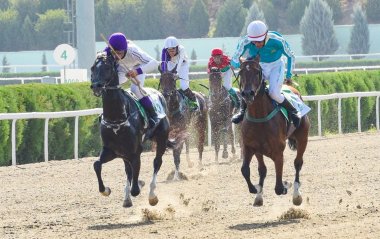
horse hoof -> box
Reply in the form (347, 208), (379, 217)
(222, 152), (228, 159)
(293, 195), (303, 206)
(101, 187), (111, 196)
(149, 196), (159, 206)
(138, 180), (145, 189)
(253, 195), (263, 206)
(123, 198), (133, 208)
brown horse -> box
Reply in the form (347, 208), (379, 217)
(238, 56), (310, 206)
(160, 71), (208, 178)
(208, 67), (240, 162)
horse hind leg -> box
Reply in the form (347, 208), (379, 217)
(93, 147), (116, 196)
(291, 117), (310, 205)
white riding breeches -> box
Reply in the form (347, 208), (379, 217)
(222, 68), (233, 90)
(130, 74), (146, 99)
(167, 60), (190, 91)
(260, 58), (285, 103)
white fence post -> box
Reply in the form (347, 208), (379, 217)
(44, 118), (49, 162)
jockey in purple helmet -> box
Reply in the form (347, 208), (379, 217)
(105, 32), (160, 138)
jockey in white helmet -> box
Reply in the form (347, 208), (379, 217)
(230, 20), (301, 127)
(161, 36), (198, 111)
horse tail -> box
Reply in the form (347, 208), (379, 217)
(288, 138), (297, 151)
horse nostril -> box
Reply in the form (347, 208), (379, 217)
(250, 91), (254, 96)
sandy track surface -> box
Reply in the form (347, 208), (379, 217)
(1, 133), (379, 239)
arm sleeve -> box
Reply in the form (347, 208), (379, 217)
(281, 40), (295, 78)
(175, 45), (187, 74)
(231, 36), (250, 68)
(129, 46), (159, 74)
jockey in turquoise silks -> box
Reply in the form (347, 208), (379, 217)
(207, 48), (240, 109)
(230, 20), (301, 127)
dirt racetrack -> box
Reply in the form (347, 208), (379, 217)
(1, 133), (379, 239)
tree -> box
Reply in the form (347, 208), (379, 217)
(214, 0), (246, 37)
(347, 5), (370, 59)
(0, 0), (10, 10)
(139, 0), (165, 39)
(365, 0), (380, 23)
(257, 0), (278, 30)
(324, 0), (342, 23)
(34, 9), (66, 49)
(241, 2), (265, 36)
(300, 0), (338, 59)
(95, 0), (111, 40)
(41, 52), (47, 72)
(2, 56), (11, 73)
(0, 9), (20, 51)
(21, 15), (36, 50)
(187, 0), (210, 38)
(154, 44), (160, 61)
(190, 49), (197, 65)
(286, 0), (310, 28)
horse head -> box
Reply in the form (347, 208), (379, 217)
(238, 55), (264, 104)
(90, 52), (118, 97)
(159, 69), (177, 99)
(208, 67), (223, 99)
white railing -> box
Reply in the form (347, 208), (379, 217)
(1, 52), (380, 74)
(0, 92), (379, 166)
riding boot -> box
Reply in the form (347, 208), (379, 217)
(280, 98), (301, 128)
(139, 96), (160, 139)
(231, 98), (247, 124)
(227, 88), (240, 109)
(183, 88), (198, 111)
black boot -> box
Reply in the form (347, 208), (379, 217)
(183, 88), (198, 111)
(231, 98), (247, 124)
(139, 96), (160, 139)
(280, 98), (301, 128)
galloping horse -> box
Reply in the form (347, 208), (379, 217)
(90, 52), (174, 207)
(208, 67), (239, 162)
(159, 71), (208, 177)
(238, 56), (310, 206)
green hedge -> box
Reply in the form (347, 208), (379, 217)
(0, 70), (380, 166)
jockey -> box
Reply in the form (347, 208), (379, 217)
(106, 32), (160, 138)
(230, 20), (301, 127)
(207, 48), (240, 109)
(161, 36), (198, 111)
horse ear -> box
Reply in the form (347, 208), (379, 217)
(254, 54), (260, 62)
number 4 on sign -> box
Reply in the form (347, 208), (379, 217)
(53, 44), (76, 66)
(61, 50), (67, 60)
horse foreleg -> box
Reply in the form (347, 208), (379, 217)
(129, 154), (141, 197)
(222, 128), (229, 159)
(228, 125), (236, 160)
(197, 120), (206, 166)
(213, 130), (220, 163)
(149, 155), (163, 206)
(241, 147), (258, 195)
(122, 160), (133, 207)
(273, 153), (292, 195)
(253, 154), (267, 206)
(173, 144), (183, 180)
(93, 147), (116, 196)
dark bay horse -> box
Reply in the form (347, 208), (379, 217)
(159, 71), (208, 178)
(90, 52), (174, 207)
(208, 68), (239, 162)
(238, 56), (310, 206)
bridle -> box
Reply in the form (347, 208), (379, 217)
(238, 60), (264, 101)
(90, 53), (120, 97)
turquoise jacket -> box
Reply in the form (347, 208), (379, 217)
(231, 31), (295, 78)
